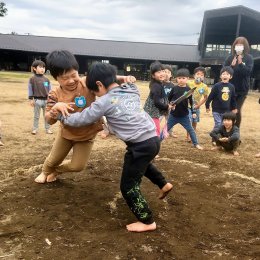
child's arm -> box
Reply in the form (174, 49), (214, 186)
(28, 78), (35, 107)
(117, 75), (136, 84)
(228, 127), (240, 142)
(205, 86), (215, 112)
(58, 100), (105, 127)
(230, 86), (237, 113)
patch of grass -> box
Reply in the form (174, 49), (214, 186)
(0, 71), (31, 79)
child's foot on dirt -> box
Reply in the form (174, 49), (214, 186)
(34, 172), (47, 183)
(158, 183), (173, 199)
(99, 130), (110, 139)
(0, 140), (4, 146)
(211, 146), (221, 151)
(46, 173), (57, 182)
(255, 152), (260, 158)
(233, 150), (239, 156)
(170, 133), (178, 138)
(126, 221), (156, 232)
(195, 144), (203, 150)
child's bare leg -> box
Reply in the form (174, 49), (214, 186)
(158, 182), (173, 199)
(126, 221), (156, 232)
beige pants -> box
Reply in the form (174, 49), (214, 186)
(42, 130), (94, 176)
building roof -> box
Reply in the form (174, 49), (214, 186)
(0, 34), (200, 63)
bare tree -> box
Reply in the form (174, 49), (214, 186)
(0, 2), (7, 17)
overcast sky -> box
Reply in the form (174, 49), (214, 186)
(0, 0), (259, 44)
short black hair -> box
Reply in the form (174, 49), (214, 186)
(46, 50), (79, 79)
(164, 64), (172, 73)
(87, 62), (117, 92)
(150, 61), (164, 75)
(194, 66), (206, 76)
(220, 66), (234, 77)
(31, 60), (45, 74)
(176, 68), (190, 77)
(222, 112), (236, 125)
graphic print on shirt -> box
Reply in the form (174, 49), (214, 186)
(221, 86), (230, 101)
(111, 93), (140, 121)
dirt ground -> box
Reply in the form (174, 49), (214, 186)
(0, 72), (260, 260)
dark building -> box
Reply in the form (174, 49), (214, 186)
(0, 5), (259, 86)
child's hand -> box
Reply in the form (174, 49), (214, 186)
(49, 108), (59, 120)
(169, 104), (176, 110)
(219, 137), (229, 142)
(231, 56), (237, 67)
(29, 100), (35, 107)
(232, 109), (238, 114)
(206, 108), (210, 113)
(194, 104), (200, 109)
(52, 102), (74, 117)
(124, 75), (136, 83)
(192, 114), (197, 119)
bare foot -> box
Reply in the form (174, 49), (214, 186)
(195, 144), (203, 150)
(170, 133), (178, 138)
(158, 183), (173, 199)
(46, 173), (57, 182)
(100, 130), (109, 139)
(126, 221), (156, 232)
(34, 172), (47, 183)
(211, 146), (221, 151)
(255, 152), (260, 158)
(233, 150), (239, 156)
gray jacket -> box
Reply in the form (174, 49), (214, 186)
(61, 83), (156, 143)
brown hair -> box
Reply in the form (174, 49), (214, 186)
(231, 36), (250, 55)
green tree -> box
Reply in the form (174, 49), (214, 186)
(0, 2), (7, 17)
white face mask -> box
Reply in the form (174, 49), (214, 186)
(235, 45), (244, 55)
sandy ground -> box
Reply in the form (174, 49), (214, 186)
(0, 72), (260, 260)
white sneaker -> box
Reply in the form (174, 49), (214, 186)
(46, 129), (53, 134)
(31, 130), (37, 135)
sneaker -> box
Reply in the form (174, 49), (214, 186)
(0, 140), (4, 146)
(31, 130), (37, 135)
(195, 144), (204, 150)
(46, 129), (53, 134)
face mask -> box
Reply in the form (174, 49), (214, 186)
(195, 77), (203, 84)
(235, 45), (244, 55)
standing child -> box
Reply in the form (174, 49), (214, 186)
(205, 66), (237, 144)
(28, 60), (52, 135)
(144, 61), (173, 136)
(210, 112), (240, 156)
(55, 62), (173, 233)
(163, 64), (177, 138)
(167, 68), (203, 150)
(187, 67), (209, 141)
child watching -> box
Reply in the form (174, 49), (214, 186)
(210, 112), (240, 156)
(144, 61), (173, 136)
(167, 68), (203, 150)
(187, 67), (209, 141)
(55, 62), (173, 233)
(205, 66), (237, 144)
(28, 60), (52, 135)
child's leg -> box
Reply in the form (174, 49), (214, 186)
(180, 115), (202, 149)
(121, 137), (171, 232)
(35, 131), (73, 183)
(167, 114), (178, 134)
(152, 118), (160, 137)
(55, 139), (94, 173)
(42, 101), (51, 132)
(32, 99), (41, 132)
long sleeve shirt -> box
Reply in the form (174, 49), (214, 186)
(223, 54), (254, 95)
(168, 85), (194, 117)
(60, 83), (156, 143)
(149, 81), (169, 111)
(205, 82), (237, 113)
(210, 125), (240, 143)
(28, 74), (51, 99)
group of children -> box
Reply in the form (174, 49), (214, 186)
(144, 61), (241, 156)
(1, 49), (257, 233)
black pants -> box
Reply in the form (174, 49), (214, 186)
(121, 136), (167, 224)
(216, 139), (240, 152)
(235, 95), (247, 128)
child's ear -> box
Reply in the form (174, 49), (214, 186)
(96, 81), (104, 88)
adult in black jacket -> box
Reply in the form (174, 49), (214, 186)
(223, 36), (254, 128)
